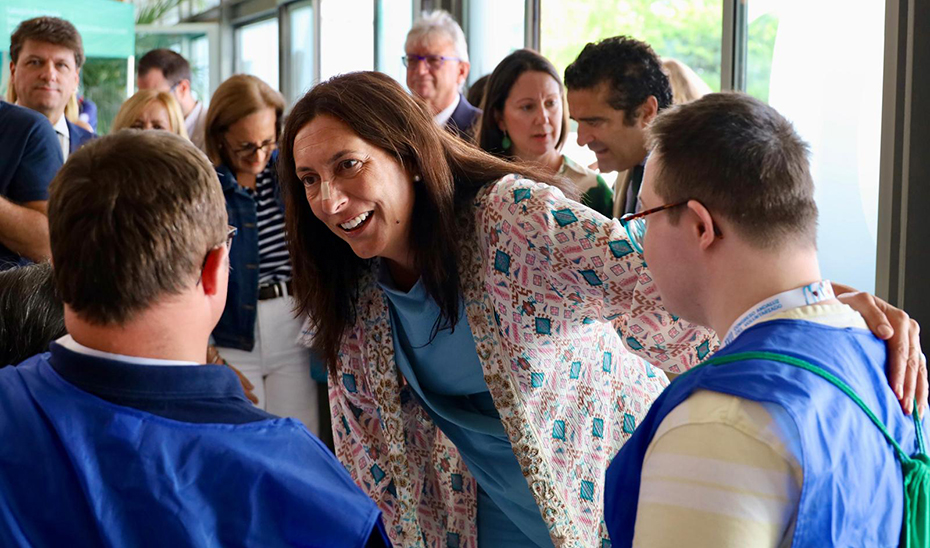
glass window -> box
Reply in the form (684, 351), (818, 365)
(289, 1), (315, 102)
(320, 0), (374, 81)
(466, 0), (525, 86)
(541, 0), (723, 179)
(236, 18), (280, 91)
(541, 0), (722, 90)
(746, 0), (884, 291)
(136, 30), (211, 105)
(376, 0), (413, 89)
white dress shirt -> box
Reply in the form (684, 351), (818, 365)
(56, 335), (199, 367)
(52, 114), (70, 162)
(185, 101), (208, 152)
(433, 93), (460, 127)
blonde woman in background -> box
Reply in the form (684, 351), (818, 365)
(111, 89), (189, 138)
(661, 58), (713, 105)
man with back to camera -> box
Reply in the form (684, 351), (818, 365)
(564, 36), (673, 217)
(137, 48), (208, 150)
(0, 101), (62, 268)
(0, 130), (389, 547)
(404, 10), (481, 138)
(603, 93), (928, 547)
(8, 16), (94, 162)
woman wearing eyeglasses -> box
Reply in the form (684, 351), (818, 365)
(203, 74), (319, 433)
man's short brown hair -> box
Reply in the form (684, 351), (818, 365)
(10, 16), (84, 69)
(648, 92), (818, 249)
(138, 49), (192, 87)
(48, 131), (227, 325)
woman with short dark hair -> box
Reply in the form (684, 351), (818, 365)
(204, 74), (318, 432)
(476, 49), (614, 217)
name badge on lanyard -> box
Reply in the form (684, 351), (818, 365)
(721, 280), (836, 347)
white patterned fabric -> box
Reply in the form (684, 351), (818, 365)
(309, 175), (717, 547)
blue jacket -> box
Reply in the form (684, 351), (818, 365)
(604, 319), (923, 547)
(0, 103), (62, 268)
(0, 345), (389, 547)
(212, 154), (286, 350)
(66, 118), (95, 155)
(447, 93), (481, 138)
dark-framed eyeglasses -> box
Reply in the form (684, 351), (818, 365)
(402, 54), (461, 70)
(225, 136), (277, 159)
(619, 201), (691, 253)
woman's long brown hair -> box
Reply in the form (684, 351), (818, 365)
(278, 71), (572, 370)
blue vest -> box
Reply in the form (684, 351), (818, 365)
(0, 355), (387, 547)
(604, 319), (923, 547)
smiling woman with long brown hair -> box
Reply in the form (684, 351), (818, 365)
(276, 71), (923, 548)
(276, 70), (709, 548)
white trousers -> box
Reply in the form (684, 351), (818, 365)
(218, 295), (319, 434)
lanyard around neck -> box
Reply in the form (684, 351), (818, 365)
(721, 280), (835, 347)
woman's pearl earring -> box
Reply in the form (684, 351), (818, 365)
(413, 175), (422, 182)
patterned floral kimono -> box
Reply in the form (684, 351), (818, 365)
(311, 175), (717, 547)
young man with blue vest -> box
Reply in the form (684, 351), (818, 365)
(0, 130), (389, 547)
(605, 93), (928, 547)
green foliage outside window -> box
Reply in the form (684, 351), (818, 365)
(541, 0), (779, 101)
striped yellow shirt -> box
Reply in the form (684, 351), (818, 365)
(632, 304), (868, 548)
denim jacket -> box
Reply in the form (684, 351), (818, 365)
(212, 154), (286, 351)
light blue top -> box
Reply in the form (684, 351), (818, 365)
(378, 267), (553, 548)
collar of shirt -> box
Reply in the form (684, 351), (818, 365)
(56, 334), (200, 367)
(433, 93), (461, 126)
(52, 112), (70, 161)
(721, 280), (836, 347)
(185, 101), (203, 129)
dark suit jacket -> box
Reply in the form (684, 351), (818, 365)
(446, 94), (481, 139)
(66, 119), (95, 155)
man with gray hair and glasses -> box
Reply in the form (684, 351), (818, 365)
(404, 9), (481, 137)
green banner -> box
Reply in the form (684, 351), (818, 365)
(1, 0), (135, 59)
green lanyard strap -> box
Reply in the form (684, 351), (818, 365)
(698, 350), (929, 548)
(698, 351), (925, 460)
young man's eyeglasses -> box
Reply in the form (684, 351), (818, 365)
(198, 225), (238, 282)
(402, 54), (461, 70)
(619, 201), (723, 253)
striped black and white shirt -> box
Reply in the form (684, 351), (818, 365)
(250, 166), (292, 284)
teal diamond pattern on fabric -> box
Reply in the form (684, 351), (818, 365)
(553, 420), (566, 440)
(570, 361), (581, 379)
(342, 373), (357, 393)
(552, 208), (578, 227)
(341, 415), (351, 435)
(608, 239), (635, 258)
(535, 317), (551, 334)
(580, 480), (595, 502)
(602, 540), (613, 548)
(622, 413), (636, 434)
(371, 464), (386, 484)
(602, 352), (612, 372)
(451, 473), (463, 492)
(494, 249), (511, 275)
(697, 339), (711, 359)
(626, 336), (644, 351)
(592, 417), (604, 438)
(513, 188), (532, 203)
(447, 532), (461, 548)
(531, 372), (545, 387)
(579, 270), (603, 286)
